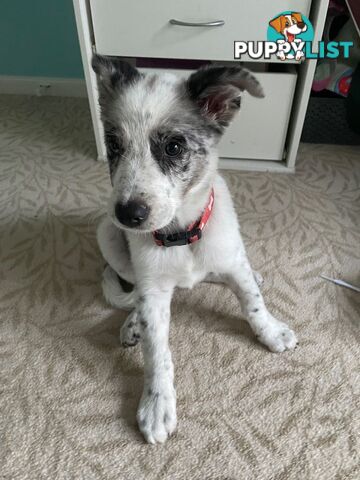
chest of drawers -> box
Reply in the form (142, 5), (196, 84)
(74, 0), (329, 172)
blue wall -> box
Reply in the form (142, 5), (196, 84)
(0, 0), (84, 78)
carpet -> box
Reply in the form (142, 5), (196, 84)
(0, 95), (359, 480)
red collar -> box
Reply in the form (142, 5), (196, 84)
(153, 189), (214, 247)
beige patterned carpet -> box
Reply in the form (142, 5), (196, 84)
(1, 95), (360, 480)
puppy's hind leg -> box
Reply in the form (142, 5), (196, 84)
(120, 309), (141, 347)
(97, 217), (136, 310)
(224, 247), (297, 353)
(103, 267), (140, 346)
(97, 217), (135, 283)
(102, 265), (136, 310)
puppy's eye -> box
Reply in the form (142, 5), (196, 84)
(107, 136), (121, 155)
(165, 141), (182, 157)
(109, 140), (120, 154)
(285, 20), (290, 26)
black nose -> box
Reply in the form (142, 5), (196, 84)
(298, 21), (305, 28)
(115, 201), (150, 228)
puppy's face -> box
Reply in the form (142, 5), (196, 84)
(270, 13), (307, 38)
(92, 56), (264, 232)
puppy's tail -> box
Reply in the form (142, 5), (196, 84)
(102, 265), (136, 311)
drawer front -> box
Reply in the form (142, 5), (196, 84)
(138, 67), (297, 161)
(90, 0), (311, 62)
(219, 71), (297, 160)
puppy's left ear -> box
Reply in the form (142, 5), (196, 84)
(186, 66), (264, 129)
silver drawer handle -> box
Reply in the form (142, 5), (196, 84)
(169, 19), (225, 27)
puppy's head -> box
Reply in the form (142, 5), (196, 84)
(269, 13), (307, 37)
(92, 55), (264, 232)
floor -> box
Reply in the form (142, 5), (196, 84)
(0, 95), (359, 480)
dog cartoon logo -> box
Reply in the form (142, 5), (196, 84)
(235, 12), (351, 62)
(268, 11), (313, 61)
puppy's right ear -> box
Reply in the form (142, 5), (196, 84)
(92, 54), (141, 94)
(186, 65), (264, 130)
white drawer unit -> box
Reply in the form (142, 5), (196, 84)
(73, 0), (329, 172)
(219, 70), (297, 161)
(89, 0), (312, 63)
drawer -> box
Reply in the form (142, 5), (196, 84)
(138, 67), (297, 161)
(90, 0), (311, 63)
(219, 69), (297, 160)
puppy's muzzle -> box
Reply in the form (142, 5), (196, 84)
(115, 201), (150, 228)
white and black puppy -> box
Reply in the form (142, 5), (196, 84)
(92, 55), (297, 444)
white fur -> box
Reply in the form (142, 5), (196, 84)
(98, 174), (298, 444)
(94, 63), (297, 444)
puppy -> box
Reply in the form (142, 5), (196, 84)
(93, 55), (297, 444)
(269, 12), (307, 60)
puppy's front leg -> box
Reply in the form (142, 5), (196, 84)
(136, 288), (176, 444)
(226, 253), (297, 353)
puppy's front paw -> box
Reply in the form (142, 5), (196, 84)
(120, 311), (140, 348)
(137, 385), (177, 444)
(257, 317), (298, 353)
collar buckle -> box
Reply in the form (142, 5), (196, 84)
(162, 233), (188, 247)
(152, 188), (213, 248)
(159, 227), (202, 247)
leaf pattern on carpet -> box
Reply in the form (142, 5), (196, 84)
(0, 96), (359, 480)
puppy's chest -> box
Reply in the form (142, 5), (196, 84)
(158, 247), (207, 289)
(176, 259), (205, 289)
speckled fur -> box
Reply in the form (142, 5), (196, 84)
(93, 57), (297, 444)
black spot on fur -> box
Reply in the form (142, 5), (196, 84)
(252, 308), (259, 313)
(195, 147), (208, 156)
(116, 273), (134, 293)
(150, 132), (189, 176)
(103, 125), (125, 180)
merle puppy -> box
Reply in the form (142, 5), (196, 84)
(93, 55), (297, 444)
